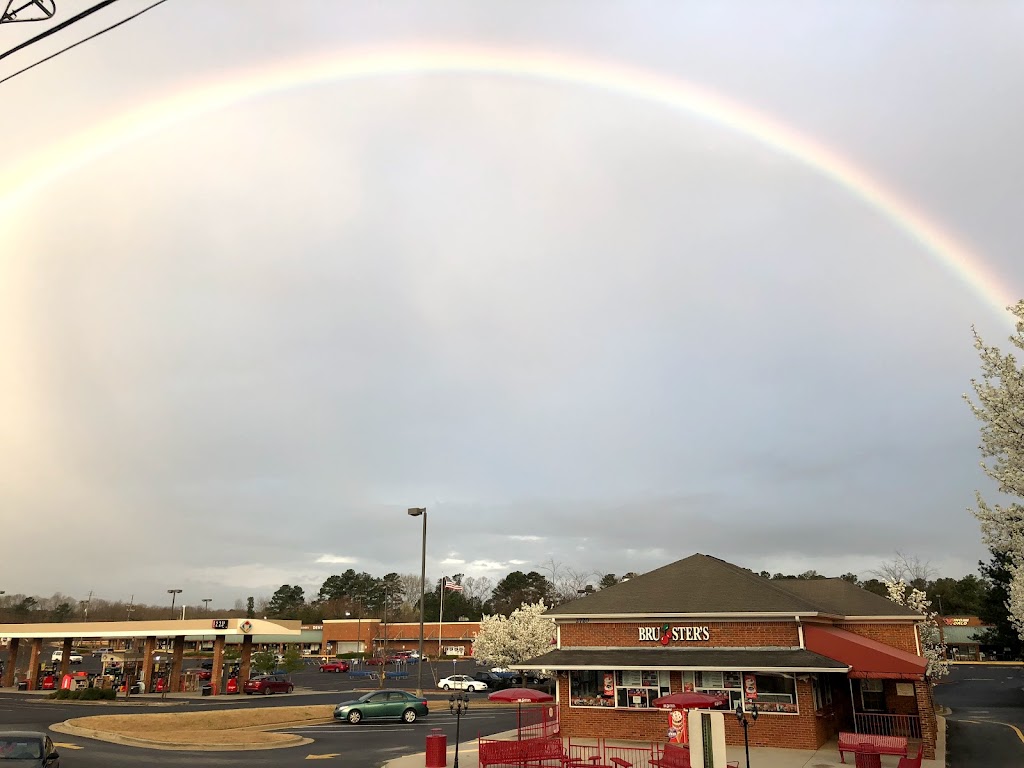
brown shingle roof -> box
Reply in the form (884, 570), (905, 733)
(546, 554), (920, 619)
(769, 578), (919, 617)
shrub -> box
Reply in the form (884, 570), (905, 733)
(48, 689), (70, 700)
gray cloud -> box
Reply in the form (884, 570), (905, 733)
(0, 1), (1020, 606)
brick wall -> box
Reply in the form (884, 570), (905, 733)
(559, 621), (800, 648)
(557, 672), (828, 750)
(834, 623), (918, 655)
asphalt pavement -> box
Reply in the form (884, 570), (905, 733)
(934, 663), (1024, 768)
(0, 689), (518, 767)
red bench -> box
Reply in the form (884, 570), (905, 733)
(838, 733), (908, 763)
(479, 737), (566, 768)
(650, 744), (690, 768)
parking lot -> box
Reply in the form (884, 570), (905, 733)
(0, 645), (540, 697)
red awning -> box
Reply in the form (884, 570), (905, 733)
(804, 625), (927, 680)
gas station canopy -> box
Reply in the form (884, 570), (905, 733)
(0, 618), (301, 640)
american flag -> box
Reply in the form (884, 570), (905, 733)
(443, 579), (463, 592)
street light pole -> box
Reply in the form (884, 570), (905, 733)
(407, 507), (427, 696)
(167, 589), (182, 620)
(449, 692), (469, 768)
(202, 598), (212, 615)
(735, 701), (759, 768)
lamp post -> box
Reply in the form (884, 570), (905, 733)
(449, 692), (470, 768)
(167, 589), (182, 619)
(407, 507), (427, 696)
(202, 598), (212, 615)
(735, 701), (759, 768)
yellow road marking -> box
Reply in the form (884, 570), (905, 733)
(52, 742), (83, 750)
(958, 719), (1024, 744)
(305, 754), (340, 760)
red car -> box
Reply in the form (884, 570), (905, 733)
(319, 660), (351, 673)
(364, 656), (386, 666)
(243, 674), (294, 695)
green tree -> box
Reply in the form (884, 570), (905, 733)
(251, 650), (276, 674)
(51, 602), (73, 622)
(489, 571), (552, 616)
(267, 585), (305, 619)
(280, 646), (305, 678)
(978, 550), (1023, 659)
(246, 597), (255, 619)
(598, 574), (619, 589)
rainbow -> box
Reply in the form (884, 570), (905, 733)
(0, 43), (1016, 319)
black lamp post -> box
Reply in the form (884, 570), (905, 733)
(735, 701), (758, 768)
(449, 692), (470, 768)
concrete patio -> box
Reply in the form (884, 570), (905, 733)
(385, 720), (944, 768)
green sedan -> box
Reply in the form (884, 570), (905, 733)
(334, 690), (430, 724)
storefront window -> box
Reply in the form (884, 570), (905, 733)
(569, 670), (616, 707)
(684, 671), (798, 714)
(744, 673), (798, 714)
(615, 670), (670, 708)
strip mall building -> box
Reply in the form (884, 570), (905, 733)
(522, 554), (936, 759)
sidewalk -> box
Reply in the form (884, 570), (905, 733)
(385, 719), (945, 768)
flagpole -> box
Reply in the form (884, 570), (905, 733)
(438, 577), (445, 660)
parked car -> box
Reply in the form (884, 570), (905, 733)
(438, 674), (487, 692)
(243, 674), (294, 695)
(364, 656), (387, 666)
(472, 671), (512, 689)
(188, 668), (212, 681)
(200, 660), (214, 670)
(50, 651), (83, 664)
(0, 731), (60, 765)
(319, 660), (351, 673)
(334, 690), (429, 724)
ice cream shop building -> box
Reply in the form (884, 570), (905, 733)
(520, 554), (936, 758)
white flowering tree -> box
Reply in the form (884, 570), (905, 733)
(472, 600), (556, 670)
(886, 580), (949, 681)
(965, 300), (1024, 640)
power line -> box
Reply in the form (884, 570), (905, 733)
(0, 0), (121, 62)
(0, 0), (170, 87)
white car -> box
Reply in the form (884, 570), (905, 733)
(51, 651), (84, 664)
(438, 674), (487, 692)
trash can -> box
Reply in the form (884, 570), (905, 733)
(16, 681), (28, 691)
(201, 685), (213, 697)
(425, 728), (447, 768)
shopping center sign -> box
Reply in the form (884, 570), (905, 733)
(639, 625), (710, 643)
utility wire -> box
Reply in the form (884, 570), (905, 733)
(0, 0), (121, 62)
(0, 0), (170, 87)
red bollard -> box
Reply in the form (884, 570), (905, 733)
(425, 728), (447, 768)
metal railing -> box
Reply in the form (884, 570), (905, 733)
(518, 706), (560, 739)
(853, 713), (922, 739)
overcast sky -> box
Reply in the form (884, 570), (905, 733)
(2, 1), (1022, 608)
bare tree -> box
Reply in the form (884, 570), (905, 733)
(872, 551), (937, 588)
(461, 576), (494, 604)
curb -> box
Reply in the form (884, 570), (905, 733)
(51, 720), (314, 752)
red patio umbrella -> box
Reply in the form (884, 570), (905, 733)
(488, 687), (556, 739)
(651, 692), (730, 744)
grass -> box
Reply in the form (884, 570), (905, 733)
(67, 705), (335, 746)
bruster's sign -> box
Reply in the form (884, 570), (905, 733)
(639, 625), (710, 643)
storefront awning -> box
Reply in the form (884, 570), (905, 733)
(803, 625), (926, 680)
(516, 647), (849, 673)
